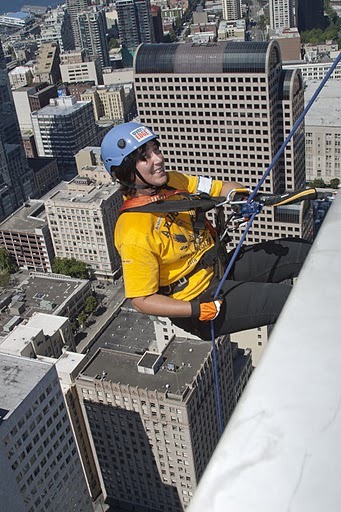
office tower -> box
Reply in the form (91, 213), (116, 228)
(134, 41), (312, 244)
(151, 5), (164, 43)
(76, 318), (252, 510)
(39, 7), (74, 52)
(0, 39), (37, 222)
(80, 84), (131, 123)
(31, 95), (98, 174)
(269, 0), (295, 31)
(222, 0), (242, 21)
(304, 80), (341, 184)
(44, 180), (122, 280)
(59, 49), (103, 85)
(296, 0), (325, 32)
(116, 0), (155, 52)
(78, 7), (110, 69)
(0, 354), (93, 512)
(66, 0), (92, 49)
(34, 42), (61, 84)
(12, 83), (58, 131)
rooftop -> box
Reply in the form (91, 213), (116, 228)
(46, 182), (120, 206)
(80, 334), (212, 397)
(0, 273), (86, 335)
(304, 79), (341, 127)
(0, 200), (46, 233)
(0, 354), (52, 423)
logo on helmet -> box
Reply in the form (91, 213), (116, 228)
(130, 126), (153, 142)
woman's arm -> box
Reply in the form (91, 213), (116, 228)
(220, 180), (243, 198)
(132, 294), (192, 318)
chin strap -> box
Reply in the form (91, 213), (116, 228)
(119, 168), (162, 195)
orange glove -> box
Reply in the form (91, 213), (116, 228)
(191, 297), (223, 322)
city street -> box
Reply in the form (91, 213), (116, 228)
(75, 278), (126, 354)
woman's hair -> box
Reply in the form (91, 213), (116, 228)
(110, 140), (160, 196)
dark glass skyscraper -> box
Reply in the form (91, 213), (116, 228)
(0, 40), (37, 221)
(296, 0), (325, 32)
(116, 0), (155, 52)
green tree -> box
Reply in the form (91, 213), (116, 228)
(77, 311), (88, 328)
(257, 15), (267, 30)
(310, 178), (327, 188)
(0, 248), (17, 273)
(0, 271), (11, 287)
(329, 178), (340, 189)
(53, 257), (90, 279)
(108, 37), (120, 50)
(84, 295), (98, 314)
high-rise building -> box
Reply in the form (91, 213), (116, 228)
(78, 7), (110, 68)
(34, 42), (61, 84)
(222, 0), (242, 21)
(39, 7), (74, 52)
(44, 179), (122, 279)
(116, 0), (155, 51)
(75, 308), (252, 511)
(0, 354), (93, 512)
(31, 95), (98, 174)
(0, 39), (37, 222)
(134, 41), (312, 245)
(59, 49), (103, 85)
(269, 0), (295, 31)
(295, 0), (325, 32)
(304, 80), (341, 184)
(66, 0), (91, 49)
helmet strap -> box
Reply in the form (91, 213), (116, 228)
(133, 168), (162, 195)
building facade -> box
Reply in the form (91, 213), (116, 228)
(34, 42), (61, 84)
(12, 83), (58, 131)
(222, 0), (242, 21)
(283, 60), (341, 83)
(39, 7), (74, 52)
(60, 50), (103, 85)
(0, 200), (55, 272)
(80, 84), (130, 122)
(44, 180), (122, 279)
(304, 80), (341, 183)
(116, 0), (155, 51)
(66, 0), (92, 49)
(134, 41), (312, 245)
(0, 39), (37, 222)
(269, 0), (295, 31)
(78, 7), (110, 69)
(295, 0), (325, 32)
(76, 330), (252, 510)
(31, 95), (98, 174)
(0, 355), (93, 512)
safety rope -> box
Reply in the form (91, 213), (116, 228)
(211, 52), (341, 435)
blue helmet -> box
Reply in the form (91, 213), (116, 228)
(101, 121), (157, 174)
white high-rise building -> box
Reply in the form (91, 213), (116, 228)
(0, 354), (93, 512)
(134, 41), (312, 245)
(39, 7), (74, 52)
(222, 0), (242, 21)
(269, 0), (295, 31)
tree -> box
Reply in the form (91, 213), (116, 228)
(77, 311), (88, 328)
(309, 178), (326, 188)
(0, 248), (17, 273)
(84, 295), (98, 314)
(108, 37), (120, 50)
(0, 271), (11, 287)
(329, 178), (340, 189)
(53, 257), (90, 279)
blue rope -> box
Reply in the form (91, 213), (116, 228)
(210, 52), (341, 436)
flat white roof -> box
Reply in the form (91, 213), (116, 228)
(305, 79), (341, 127)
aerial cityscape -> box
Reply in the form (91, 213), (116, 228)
(0, 0), (340, 511)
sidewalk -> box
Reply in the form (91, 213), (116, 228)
(76, 282), (126, 354)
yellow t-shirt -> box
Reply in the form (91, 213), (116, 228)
(115, 171), (223, 301)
